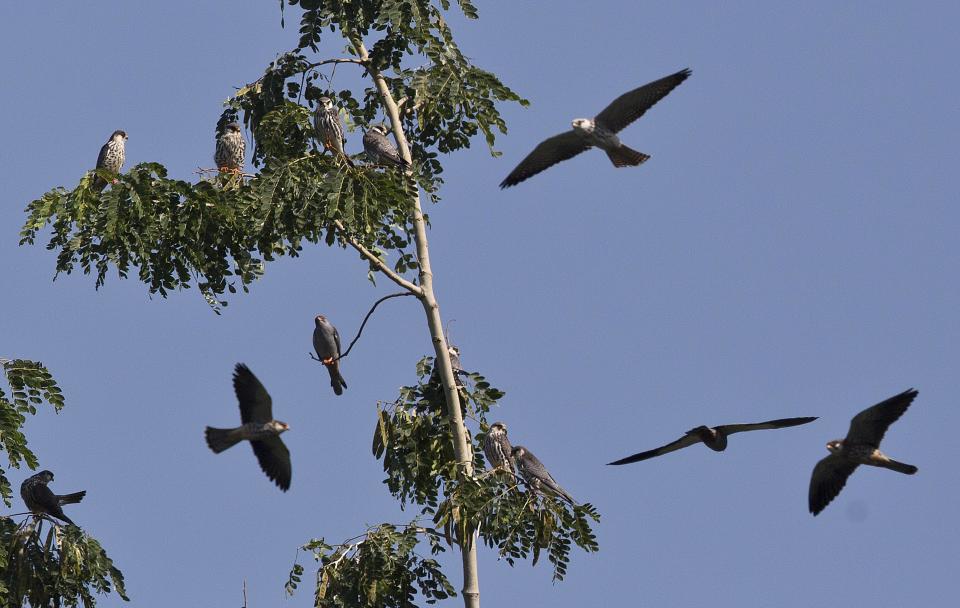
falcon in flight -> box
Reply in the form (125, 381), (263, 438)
(215, 122), (246, 173)
(20, 470), (86, 526)
(608, 416), (817, 465)
(92, 129), (128, 191)
(313, 96), (354, 166)
(499, 68), (691, 188)
(205, 363), (292, 491)
(313, 314), (347, 396)
(512, 445), (576, 505)
(809, 389), (919, 516)
(363, 124), (409, 168)
(484, 421), (514, 472)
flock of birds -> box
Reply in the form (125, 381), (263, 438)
(20, 68), (921, 530)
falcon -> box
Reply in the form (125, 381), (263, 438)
(20, 470), (86, 526)
(608, 416), (818, 465)
(215, 122), (246, 173)
(499, 68), (691, 188)
(92, 129), (128, 191)
(313, 314), (347, 396)
(483, 421), (514, 472)
(205, 363), (292, 491)
(809, 388), (919, 516)
(313, 96), (354, 166)
(363, 124), (409, 168)
(511, 445), (576, 505)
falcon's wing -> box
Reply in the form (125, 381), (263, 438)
(607, 433), (701, 465)
(27, 481), (60, 511)
(520, 451), (575, 504)
(846, 389), (917, 447)
(95, 141), (111, 170)
(717, 416), (818, 436)
(233, 363), (273, 423)
(808, 453), (859, 515)
(594, 68), (691, 134)
(499, 130), (590, 188)
(333, 326), (342, 355)
(250, 436), (291, 491)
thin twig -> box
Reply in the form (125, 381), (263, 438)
(242, 579), (247, 608)
(333, 220), (422, 294)
(310, 292), (414, 364)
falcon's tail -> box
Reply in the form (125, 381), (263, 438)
(606, 144), (651, 168)
(51, 509), (75, 526)
(58, 491), (86, 505)
(326, 364), (347, 396)
(205, 426), (244, 453)
(882, 459), (918, 475)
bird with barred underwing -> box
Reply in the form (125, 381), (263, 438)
(215, 122), (246, 173)
(511, 445), (576, 505)
(313, 96), (354, 166)
(20, 470), (86, 526)
(484, 421), (514, 473)
(499, 68), (691, 188)
(205, 363), (292, 491)
(809, 388), (919, 516)
(313, 314), (347, 396)
(608, 416), (817, 465)
(92, 129), (127, 191)
(363, 124), (409, 168)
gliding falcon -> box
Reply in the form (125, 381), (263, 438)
(205, 363), (292, 491)
(809, 389), (919, 516)
(499, 68), (691, 188)
(608, 416), (817, 465)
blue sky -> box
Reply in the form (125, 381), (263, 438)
(2, 2), (958, 606)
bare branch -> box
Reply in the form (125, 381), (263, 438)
(333, 220), (422, 295)
(309, 291), (415, 363)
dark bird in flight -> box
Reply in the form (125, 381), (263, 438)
(205, 363), (292, 491)
(512, 445), (576, 505)
(484, 421), (514, 472)
(215, 122), (246, 173)
(313, 96), (354, 166)
(363, 124), (409, 168)
(92, 129), (127, 191)
(809, 389), (919, 516)
(499, 68), (691, 188)
(20, 470), (86, 526)
(313, 314), (347, 396)
(608, 416), (818, 465)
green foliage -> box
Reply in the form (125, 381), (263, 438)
(0, 518), (128, 607)
(287, 524), (455, 607)
(0, 359), (64, 507)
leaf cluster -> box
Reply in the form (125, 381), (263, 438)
(286, 524), (455, 607)
(0, 518), (128, 607)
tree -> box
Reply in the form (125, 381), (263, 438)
(21, 2), (599, 605)
(0, 358), (127, 606)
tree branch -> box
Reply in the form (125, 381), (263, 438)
(333, 220), (422, 295)
(309, 291), (414, 363)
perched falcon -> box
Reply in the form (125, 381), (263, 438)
(313, 315), (347, 396)
(511, 445), (576, 505)
(215, 122), (246, 173)
(608, 416), (817, 465)
(92, 129), (128, 191)
(20, 470), (86, 526)
(363, 124), (409, 168)
(483, 421), (514, 472)
(205, 363), (292, 491)
(313, 96), (354, 166)
(429, 344), (465, 389)
(499, 68), (691, 188)
(809, 389), (919, 516)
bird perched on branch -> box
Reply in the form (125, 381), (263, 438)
(484, 421), (514, 472)
(313, 96), (354, 166)
(205, 363), (292, 491)
(313, 314), (347, 396)
(215, 122), (246, 173)
(499, 68), (691, 188)
(608, 416), (817, 465)
(363, 124), (409, 168)
(20, 470), (86, 526)
(809, 389), (919, 516)
(92, 129), (128, 191)
(511, 445), (576, 505)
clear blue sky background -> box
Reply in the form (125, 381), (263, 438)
(2, 2), (958, 607)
